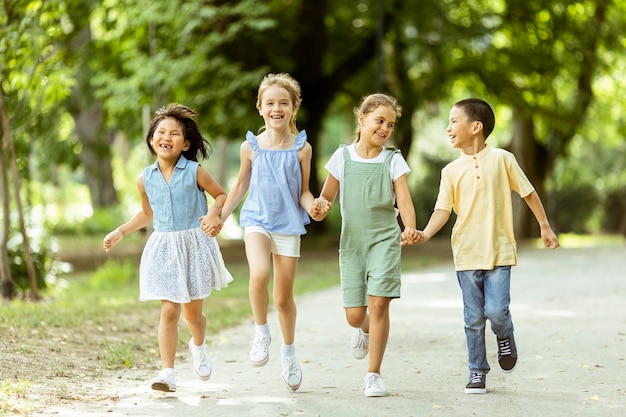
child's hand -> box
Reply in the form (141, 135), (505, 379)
(400, 227), (423, 246)
(310, 197), (332, 221)
(541, 227), (560, 249)
(200, 214), (223, 237)
(103, 229), (123, 252)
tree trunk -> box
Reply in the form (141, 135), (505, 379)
(65, 24), (118, 209)
(0, 90), (15, 300)
(0, 89), (39, 300)
(509, 105), (549, 239)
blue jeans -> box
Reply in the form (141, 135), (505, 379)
(457, 267), (514, 375)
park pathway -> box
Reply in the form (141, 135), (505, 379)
(40, 243), (625, 417)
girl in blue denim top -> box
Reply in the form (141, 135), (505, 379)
(103, 104), (233, 393)
(218, 73), (318, 392)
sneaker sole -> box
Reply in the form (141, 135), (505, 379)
(151, 382), (176, 393)
(364, 390), (388, 397)
(464, 387), (486, 394)
(249, 355), (269, 367)
(194, 370), (212, 381)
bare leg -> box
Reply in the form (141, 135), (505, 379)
(158, 300), (181, 368)
(365, 295), (390, 374)
(244, 233), (272, 326)
(272, 254), (299, 344)
(183, 299), (206, 345)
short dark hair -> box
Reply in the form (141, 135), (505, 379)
(454, 98), (495, 139)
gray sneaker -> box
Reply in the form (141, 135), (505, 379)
(497, 334), (518, 373)
(464, 371), (486, 394)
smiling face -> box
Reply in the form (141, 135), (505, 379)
(358, 105), (397, 147)
(258, 85), (295, 132)
(447, 105), (481, 150)
(149, 117), (190, 162)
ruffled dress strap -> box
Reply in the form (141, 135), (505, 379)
(294, 130), (307, 150)
(245, 131), (259, 151)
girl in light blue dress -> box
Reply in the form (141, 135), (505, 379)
(218, 73), (317, 392)
(103, 104), (233, 392)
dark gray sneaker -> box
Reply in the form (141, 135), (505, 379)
(464, 372), (486, 394)
(497, 334), (518, 373)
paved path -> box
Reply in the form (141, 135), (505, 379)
(41, 243), (625, 416)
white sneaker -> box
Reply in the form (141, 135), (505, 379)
(189, 339), (212, 381)
(248, 334), (271, 367)
(363, 372), (387, 397)
(150, 369), (177, 392)
(281, 356), (302, 392)
(351, 329), (369, 359)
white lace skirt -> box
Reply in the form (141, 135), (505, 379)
(139, 228), (233, 303)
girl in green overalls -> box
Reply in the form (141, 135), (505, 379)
(311, 93), (421, 397)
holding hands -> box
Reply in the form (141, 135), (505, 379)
(401, 227), (423, 246)
(310, 196), (333, 221)
(200, 212), (223, 237)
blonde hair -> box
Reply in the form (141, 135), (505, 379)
(353, 93), (402, 143)
(256, 73), (302, 135)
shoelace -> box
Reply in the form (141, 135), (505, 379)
(498, 338), (512, 355)
(284, 358), (299, 374)
(352, 331), (368, 349)
(469, 372), (483, 384)
(363, 373), (379, 389)
(251, 335), (270, 353)
(192, 348), (210, 367)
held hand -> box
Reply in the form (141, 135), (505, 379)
(199, 214), (223, 237)
(400, 227), (422, 246)
(103, 229), (123, 252)
(310, 197), (332, 221)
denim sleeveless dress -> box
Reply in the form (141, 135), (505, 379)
(139, 155), (233, 303)
(239, 130), (310, 235)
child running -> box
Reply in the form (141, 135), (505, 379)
(311, 93), (420, 397)
(417, 98), (559, 394)
(217, 73), (316, 391)
(103, 103), (233, 392)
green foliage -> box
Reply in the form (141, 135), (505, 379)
(7, 245), (49, 293)
(50, 206), (131, 236)
(87, 259), (137, 290)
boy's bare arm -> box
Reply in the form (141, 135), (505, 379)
(419, 209), (451, 243)
(523, 191), (559, 249)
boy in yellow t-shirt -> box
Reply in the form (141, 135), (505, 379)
(417, 98), (559, 394)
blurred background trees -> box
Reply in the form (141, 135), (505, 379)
(1, 0), (625, 299)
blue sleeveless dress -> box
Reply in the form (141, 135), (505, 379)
(139, 155), (233, 303)
(239, 130), (310, 235)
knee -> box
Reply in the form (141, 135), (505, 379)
(160, 303), (180, 323)
(273, 292), (295, 312)
(484, 304), (509, 324)
(345, 309), (367, 328)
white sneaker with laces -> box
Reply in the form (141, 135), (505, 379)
(189, 339), (212, 381)
(351, 329), (369, 359)
(363, 372), (387, 397)
(281, 356), (302, 391)
(150, 369), (177, 392)
(248, 334), (271, 367)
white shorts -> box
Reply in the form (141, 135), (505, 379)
(244, 226), (301, 258)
